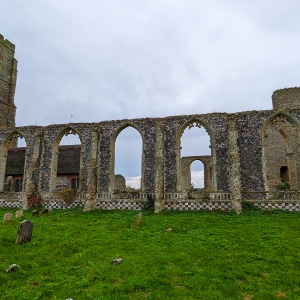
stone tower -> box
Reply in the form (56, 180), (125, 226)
(0, 34), (17, 129)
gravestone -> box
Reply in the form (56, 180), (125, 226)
(6, 264), (19, 273)
(136, 212), (142, 226)
(16, 220), (34, 244)
(3, 212), (13, 222)
(42, 208), (49, 214)
(32, 209), (39, 216)
(15, 210), (23, 218)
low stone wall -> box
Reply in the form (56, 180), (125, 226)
(1, 191), (300, 211)
(247, 200), (300, 212)
(0, 192), (26, 209)
(164, 200), (233, 211)
(95, 199), (146, 210)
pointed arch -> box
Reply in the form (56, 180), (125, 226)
(110, 123), (144, 192)
(261, 112), (300, 190)
(176, 118), (216, 192)
(0, 130), (27, 192)
(49, 127), (83, 192)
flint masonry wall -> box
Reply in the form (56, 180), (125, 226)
(1, 34), (300, 211)
(2, 106), (300, 211)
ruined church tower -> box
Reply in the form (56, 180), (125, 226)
(0, 34), (17, 129)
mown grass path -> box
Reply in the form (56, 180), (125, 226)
(0, 209), (299, 299)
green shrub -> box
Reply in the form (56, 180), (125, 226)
(59, 188), (77, 206)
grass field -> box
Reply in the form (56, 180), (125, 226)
(0, 208), (299, 300)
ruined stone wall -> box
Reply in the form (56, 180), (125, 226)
(98, 119), (157, 192)
(180, 156), (212, 190)
(1, 34), (300, 211)
(164, 114), (229, 192)
(0, 108), (300, 211)
(236, 111), (271, 193)
(272, 88), (300, 111)
(0, 111), (273, 196)
(262, 113), (300, 191)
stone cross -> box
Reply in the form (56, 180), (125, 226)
(16, 220), (34, 244)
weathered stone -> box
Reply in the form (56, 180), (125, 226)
(111, 258), (122, 265)
(114, 174), (126, 191)
(15, 210), (23, 218)
(0, 35), (300, 212)
(135, 212), (142, 226)
(5, 264), (19, 273)
(3, 212), (13, 222)
(32, 209), (39, 216)
(15, 220), (33, 244)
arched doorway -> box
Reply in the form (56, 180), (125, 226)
(262, 114), (300, 191)
(50, 128), (82, 192)
(0, 132), (27, 192)
(112, 125), (143, 192)
(177, 120), (215, 192)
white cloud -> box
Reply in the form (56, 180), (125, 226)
(126, 176), (141, 189)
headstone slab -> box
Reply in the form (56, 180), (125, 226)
(16, 220), (34, 244)
(42, 208), (49, 214)
(3, 212), (13, 222)
(15, 210), (23, 218)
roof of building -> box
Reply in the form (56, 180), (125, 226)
(5, 145), (81, 175)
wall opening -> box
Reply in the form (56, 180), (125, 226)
(190, 160), (205, 189)
(3, 135), (26, 192)
(178, 121), (212, 191)
(55, 131), (81, 191)
(114, 126), (142, 191)
(262, 115), (300, 191)
(280, 166), (289, 184)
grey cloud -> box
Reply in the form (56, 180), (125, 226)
(1, 0), (300, 176)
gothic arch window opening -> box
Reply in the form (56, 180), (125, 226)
(114, 125), (143, 191)
(178, 120), (213, 192)
(3, 133), (27, 192)
(55, 129), (82, 191)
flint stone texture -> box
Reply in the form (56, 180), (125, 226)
(1, 35), (300, 211)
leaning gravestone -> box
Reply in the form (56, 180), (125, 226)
(15, 210), (23, 218)
(16, 220), (34, 244)
(3, 212), (13, 222)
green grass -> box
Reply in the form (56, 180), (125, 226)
(0, 209), (299, 300)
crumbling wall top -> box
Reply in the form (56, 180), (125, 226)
(272, 87), (300, 111)
(0, 34), (15, 51)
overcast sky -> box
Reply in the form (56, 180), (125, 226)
(2, 1), (300, 187)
